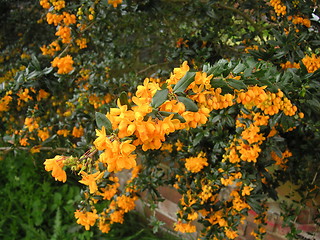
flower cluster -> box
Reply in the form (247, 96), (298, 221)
(288, 15), (311, 28)
(269, 0), (287, 16)
(302, 54), (320, 73)
(51, 55), (74, 74)
(44, 61), (303, 239)
(280, 61), (300, 69)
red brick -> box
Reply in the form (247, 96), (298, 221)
(157, 199), (179, 221)
(265, 213), (279, 232)
(243, 222), (257, 240)
(155, 211), (176, 230)
(246, 210), (258, 223)
(235, 236), (246, 240)
(297, 223), (318, 232)
(275, 224), (291, 235)
(264, 232), (287, 240)
(158, 186), (181, 204)
(266, 220), (277, 233)
(296, 208), (310, 224)
(237, 220), (247, 236)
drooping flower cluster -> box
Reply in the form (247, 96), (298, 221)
(44, 61), (302, 239)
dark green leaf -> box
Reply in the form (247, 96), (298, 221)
(177, 96), (198, 112)
(210, 77), (230, 89)
(232, 62), (245, 74)
(269, 112), (283, 127)
(173, 72), (196, 93)
(158, 111), (186, 123)
(95, 112), (112, 134)
(119, 91), (131, 109)
(151, 88), (169, 108)
(226, 78), (247, 90)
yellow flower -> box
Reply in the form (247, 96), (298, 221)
(108, 0), (123, 8)
(30, 145), (41, 154)
(302, 54), (320, 73)
(116, 195), (137, 212)
(98, 219), (111, 234)
(225, 228), (238, 239)
(40, 0), (50, 9)
(242, 186), (254, 196)
(17, 88), (32, 104)
(51, 55), (74, 74)
(37, 89), (50, 101)
(19, 137), (29, 146)
(174, 221), (196, 233)
(79, 171), (104, 194)
(110, 210), (124, 223)
(57, 129), (69, 137)
(74, 209), (98, 230)
(72, 126), (84, 138)
(52, 0), (65, 11)
(62, 12), (76, 25)
(44, 155), (67, 183)
(38, 128), (49, 141)
(175, 140), (183, 151)
(93, 126), (109, 150)
(185, 152), (208, 173)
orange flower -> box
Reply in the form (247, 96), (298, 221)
(116, 195), (137, 212)
(37, 89), (50, 101)
(74, 209), (99, 230)
(38, 128), (49, 141)
(225, 228), (238, 239)
(57, 129), (69, 137)
(110, 210), (124, 223)
(44, 155), (67, 182)
(79, 171), (104, 194)
(242, 186), (254, 196)
(51, 55), (74, 74)
(174, 221), (196, 233)
(185, 152), (208, 173)
(108, 0), (122, 8)
(72, 126), (84, 138)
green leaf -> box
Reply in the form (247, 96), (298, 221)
(232, 62), (245, 74)
(226, 78), (247, 90)
(177, 96), (198, 112)
(151, 88), (169, 108)
(246, 197), (264, 214)
(158, 111), (186, 123)
(210, 77), (230, 89)
(173, 72), (196, 93)
(119, 91), (131, 109)
(31, 55), (41, 71)
(269, 112), (283, 127)
(43, 67), (53, 75)
(306, 98), (320, 113)
(95, 112), (113, 134)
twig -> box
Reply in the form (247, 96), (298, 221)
(0, 146), (72, 153)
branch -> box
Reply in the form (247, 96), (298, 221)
(0, 146), (72, 153)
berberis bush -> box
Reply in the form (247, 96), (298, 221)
(1, 0), (320, 239)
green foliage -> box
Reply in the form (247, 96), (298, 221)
(0, 152), (91, 240)
(0, 152), (180, 240)
(1, 0), (320, 239)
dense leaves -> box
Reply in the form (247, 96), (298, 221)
(1, 0), (320, 239)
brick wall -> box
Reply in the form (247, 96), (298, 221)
(134, 185), (320, 240)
